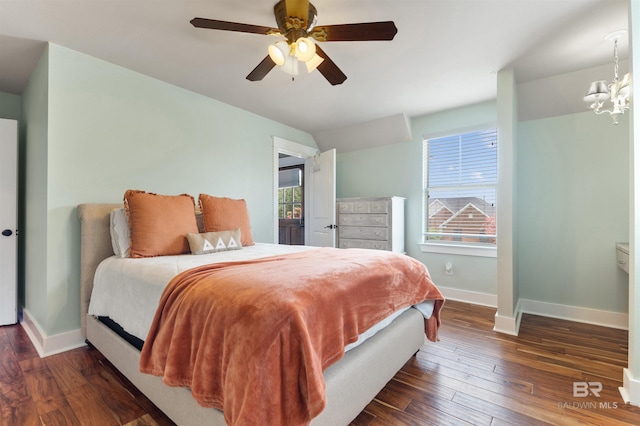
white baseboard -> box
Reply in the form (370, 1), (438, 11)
(437, 288), (628, 334)
(620, 368), (640, 406)
(21, 309), (86, 358)
(493, 309), (522, 336)
(437, 286), (497, 307)
(437, 287), (521, 335)
(518, 299), (628, 330)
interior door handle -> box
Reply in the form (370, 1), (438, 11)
(2, 229), (13, 237)
(324, 224), (338, 229)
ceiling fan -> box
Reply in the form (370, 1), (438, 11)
(190, 0), (397, 85)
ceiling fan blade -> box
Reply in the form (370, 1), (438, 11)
(285, 0), (310, 20)
(314, 45), (347, 86)
(311, 21), (398, 42)
(246, 56), (277, 81)
(191, 18), (279, 36)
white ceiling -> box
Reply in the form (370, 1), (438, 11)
(0, 0), (630, 151)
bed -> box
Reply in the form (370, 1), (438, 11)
(78, 198), (444, 426)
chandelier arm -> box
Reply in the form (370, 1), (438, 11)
(613, 39), (620, 82)
(583, 30), (631, 125)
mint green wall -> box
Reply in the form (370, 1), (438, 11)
(337, 101), (498, 295)
(518, 111), (629, 312)
(24, 43), (316, 336)
(337, 100), (630, 315)
(17, 41), (630, 336)
(21, 45), (50, 330)
(0, 91), (21, 120)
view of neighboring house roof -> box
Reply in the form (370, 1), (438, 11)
(428, 197), (495, 217)
(427, 199), (453, 218)
(440, 202), (489, 229)
(427, 197), (496, 241)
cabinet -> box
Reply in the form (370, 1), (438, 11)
(336, 197), (405, 252)
(0, 119), (17, 326)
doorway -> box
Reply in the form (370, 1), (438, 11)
(278, 159), (305, 245)
(272, 137), (316, 245)
(272, 137), (336, 247)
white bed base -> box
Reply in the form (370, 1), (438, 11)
(78, 203), (425, 426)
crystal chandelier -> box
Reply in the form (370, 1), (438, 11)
(583, 30), (631, 125)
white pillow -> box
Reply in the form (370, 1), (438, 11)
(110, 208), (130, 258)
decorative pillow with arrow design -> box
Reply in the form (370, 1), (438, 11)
(186, 229), (243, 255)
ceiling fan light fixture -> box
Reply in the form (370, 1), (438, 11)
(305, 53), (324, 73)
(268, 41), (289, 66)
(191, 3), (398, 85)
(281, 55), (299, 76)
(295, 37), (316, 62)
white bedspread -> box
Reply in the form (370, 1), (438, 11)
(88, 243), (434, 346)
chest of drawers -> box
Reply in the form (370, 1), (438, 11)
(336, 197), (405, 252)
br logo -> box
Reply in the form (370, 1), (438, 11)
(573, 381), (602, 398)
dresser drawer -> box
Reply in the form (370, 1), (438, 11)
(338, 200), (390, 214)
(338, 214), (388, 227)
(336, 196), (405, 253)
(339, 226), (388, 241)
(338, 239), (389, 250)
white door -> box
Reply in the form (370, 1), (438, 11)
(0, 119), (17, 326)
(305, 149), (336, 247)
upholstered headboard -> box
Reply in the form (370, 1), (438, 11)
(77, 203), (122, 337)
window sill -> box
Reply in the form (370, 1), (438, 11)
(419, 242), (497, 258)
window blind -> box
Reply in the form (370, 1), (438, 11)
(423, 129), (497, 244)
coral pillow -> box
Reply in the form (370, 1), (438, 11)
(198, 194), (255, 246)
(124, 190), (199, 258)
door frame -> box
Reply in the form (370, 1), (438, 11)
(272, 137), (318, 243)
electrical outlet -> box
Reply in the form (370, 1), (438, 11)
(445, 262), (453, 275)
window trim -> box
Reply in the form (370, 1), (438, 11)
(422, 122), (497, 142)
(422, 125), (498, 256)
(419, 241), (497, 258)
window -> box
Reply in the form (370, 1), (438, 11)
(422, 129), (497, 249)
(278, 166), (303, 219)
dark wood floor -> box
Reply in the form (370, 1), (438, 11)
(1, 300), (640, 425)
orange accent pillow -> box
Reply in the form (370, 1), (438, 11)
(198, 194), (255, 246)
(124, 190), (199, 258)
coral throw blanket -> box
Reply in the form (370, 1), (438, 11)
(139, 247), (444, 426)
